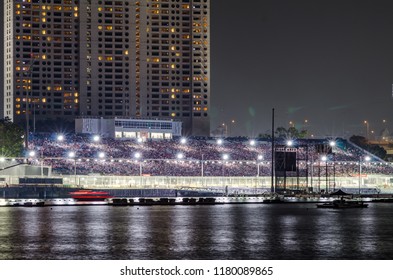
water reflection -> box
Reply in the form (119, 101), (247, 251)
(0, 204), (393, 259)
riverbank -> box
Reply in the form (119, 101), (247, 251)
(1, 195), (392, 207)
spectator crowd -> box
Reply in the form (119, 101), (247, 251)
(21, 133), (393, 177)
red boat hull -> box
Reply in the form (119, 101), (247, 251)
(69, 190), (112, 201)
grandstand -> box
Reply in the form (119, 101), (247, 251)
(1, 133), (393, 193)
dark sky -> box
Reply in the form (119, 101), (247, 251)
(210, 0), (393, 138)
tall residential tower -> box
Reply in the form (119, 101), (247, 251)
(3, 0), (210, 136)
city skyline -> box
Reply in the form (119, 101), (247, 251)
(2, 1), (393, 138)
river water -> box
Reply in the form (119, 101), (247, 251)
(0, 203), (393, 260)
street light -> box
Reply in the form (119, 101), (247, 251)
(221, 123), (227, 137)
(200, 154), (204, 177)
(359, 155), (371, 195)
(180, 137), (187, 144)
(134, 152), (141, 159)
(217, 139), (223, 145)
(364, 120), (369, 139)
(134, 152), (142, 176)
(93, 135), (100, 142)
(250, 139), (256, 146)
(329, 141), (336, 190)
(303, 119), (310, 137)
(222, 154), (229, 177)
(286, 140), (293, 147)
(176, 152), (184, 160)
(229, 119), (235, 136)
(57, 134), (65, 142)
(257, 155), (263, 177)
(321, 155), (328, 193)
(68, 151), (77, 186)
(27, 150), (35, 165)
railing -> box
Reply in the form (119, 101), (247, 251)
(1, 174), (392, 193)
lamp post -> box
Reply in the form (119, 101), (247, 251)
(93, 135), (100, 142)
(68, 151), (76, 186)
(257, 155), (263, 177)
(321, 155), (328, 193)
(40, 148), (44, 177)
(176, 152), (184, 160)
(201, 154), (204, 177)
(28, 150), (36, 165)
(282, 140), (294, 191)
(359, 156), (371, 196)
(180, 137), (187, 145)
(229, 119), (235, 136)
(222, 154), (229, 177)
(364, 120), (369, 139)
(221, 123), (227, 137)
(134, 152), (142, 176)
(329, 141), (336, 191)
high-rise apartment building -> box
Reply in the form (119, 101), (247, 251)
(3, 0), (210, 136)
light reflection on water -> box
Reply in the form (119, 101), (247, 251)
(0, 203), (393, 260)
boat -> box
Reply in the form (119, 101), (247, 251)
(262, 194), (286, 204)
(69, 190), (113, 201)
(317, 199), (368, 209)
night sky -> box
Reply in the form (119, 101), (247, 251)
(2, 1), (393, 138)
(211, 0), (393, 138)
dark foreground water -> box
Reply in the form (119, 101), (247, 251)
(0, 203), (393, 260)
